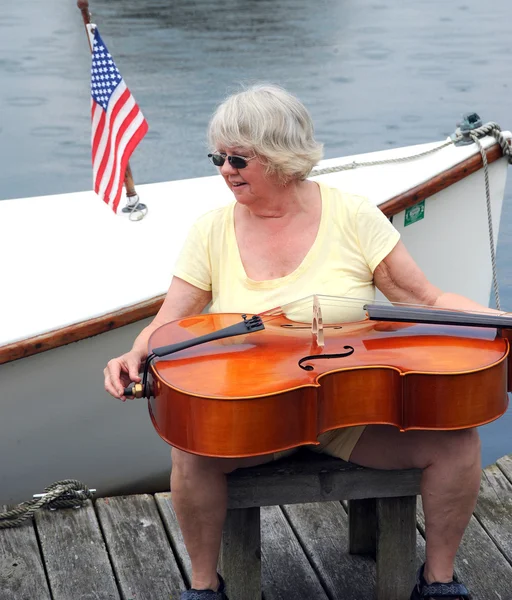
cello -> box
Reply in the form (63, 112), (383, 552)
(125, 295), (511, 457)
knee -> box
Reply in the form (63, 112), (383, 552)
(171, 447), (234, 477)
(439, 428), (481, 467)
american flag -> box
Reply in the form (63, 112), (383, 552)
(90, 28), (148, 213)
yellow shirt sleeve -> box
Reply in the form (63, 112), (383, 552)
(172, 219), (212, 292)
(354, 197), (400, 272)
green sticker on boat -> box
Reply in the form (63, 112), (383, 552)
(404, 200), (425, 226)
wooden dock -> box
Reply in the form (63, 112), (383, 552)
(1, 454), (512, 600)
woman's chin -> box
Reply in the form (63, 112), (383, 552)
(231, 185), (251, 200)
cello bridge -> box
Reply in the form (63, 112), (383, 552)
(312, 295), (325, 347)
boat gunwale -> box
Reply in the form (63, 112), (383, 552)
(1, 139), (509, 366)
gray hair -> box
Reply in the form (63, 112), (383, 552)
(208, 84), (324, 182)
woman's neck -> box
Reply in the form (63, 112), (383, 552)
(241, 180), (318, 221)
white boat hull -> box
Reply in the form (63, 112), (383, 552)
(1, 136), (509, 504)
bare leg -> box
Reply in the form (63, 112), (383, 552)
(349, 426), (481, 586)
(170, 448), (274, 591)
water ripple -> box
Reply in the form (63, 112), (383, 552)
(30, 126), (72, 138)
(0, 59), (24, 73)
(6, 97), (47, 108)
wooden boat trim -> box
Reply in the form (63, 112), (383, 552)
(379, 140), (507, 216)
(1, 141), (509, 366)
(1, 295), (166, 365)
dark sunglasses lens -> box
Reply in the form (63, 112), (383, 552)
(209, 154), (225, 167)
(228, 156), (248, 169)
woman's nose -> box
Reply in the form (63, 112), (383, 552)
(220, 158), (237, 175)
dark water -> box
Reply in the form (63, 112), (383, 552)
(2, 0), (511, 466)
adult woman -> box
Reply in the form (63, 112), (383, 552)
(104, 84), (482, 600)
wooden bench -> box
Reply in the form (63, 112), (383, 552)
(221, 449), (422, 600)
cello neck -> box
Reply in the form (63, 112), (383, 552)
(364, 303), (512, 329)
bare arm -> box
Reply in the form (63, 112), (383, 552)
(373, 240), (500, 313)
(131, 276), (212, 358)
(104, 277), (211, 398)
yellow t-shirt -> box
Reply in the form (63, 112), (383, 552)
(173, 182), (400, 323)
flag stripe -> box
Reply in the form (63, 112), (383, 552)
(96, 89), (133, 197)
(103, 104), (144, 206)
(91, 100), (105, 159)
(90, 28), (148, 213)
(110, 119), (149, 212)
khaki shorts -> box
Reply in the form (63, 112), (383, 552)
(273, 425), (366, 463)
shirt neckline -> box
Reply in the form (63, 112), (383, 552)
(228, 182), (329, 289)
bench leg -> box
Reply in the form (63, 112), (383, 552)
(348, 498), (377, 557)
(376, 496), (417, 600)
(220, 507), (261, 600)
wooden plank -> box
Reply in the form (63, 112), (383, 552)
(376, 496), (417, 600)
(34, 500), (120, 600)
(155, 492), (191, 584)
(348, 498), (376, 556)
(96, 494), (185, 600)
(283, 501), (375, 600)
(497, 453), (512, 484)
(221, 508), (261, 600)
(261, 505), (329, 600)
(416, 497), (512, 599)
(474, 463), (512, 561)
(33, 501), (116, 599)
(227, 451), (421, 509)
(342, 499), (426, 568)
(0, 509), (51, 600)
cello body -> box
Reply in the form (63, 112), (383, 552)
(147, 312), (510, 457)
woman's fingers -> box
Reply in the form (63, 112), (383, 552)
(104, 359), (127, 398)
(104, 353), (143, 400)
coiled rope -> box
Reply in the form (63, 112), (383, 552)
(310, 121), (511, 311)
(0, 480), (94, 529)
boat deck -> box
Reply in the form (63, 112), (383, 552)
(1, 455), (511, 599)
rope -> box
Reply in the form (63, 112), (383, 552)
(310, 121), (511, 177)
(470, 121), (512, 165)
(472, 132), (499, 309)
(0, 480), (94, 529)
(469, 124), (509, 311)
(123, 194), (149, 222)
(310, 139), (454, 177)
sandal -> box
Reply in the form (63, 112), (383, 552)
(410, 564), (470, 599)
(180, 574), (229, 600)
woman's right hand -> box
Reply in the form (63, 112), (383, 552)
(104, 350), (145, 401)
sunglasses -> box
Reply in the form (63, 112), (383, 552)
(208, 152), (257, 169)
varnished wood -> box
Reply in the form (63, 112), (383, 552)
(148, 314), (510, 457)
(2, 140), (508, 366)
(0, 295), (165, 365)
(379, 140), (509, 217)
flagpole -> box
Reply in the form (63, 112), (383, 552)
(77, 0), (147, 218)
